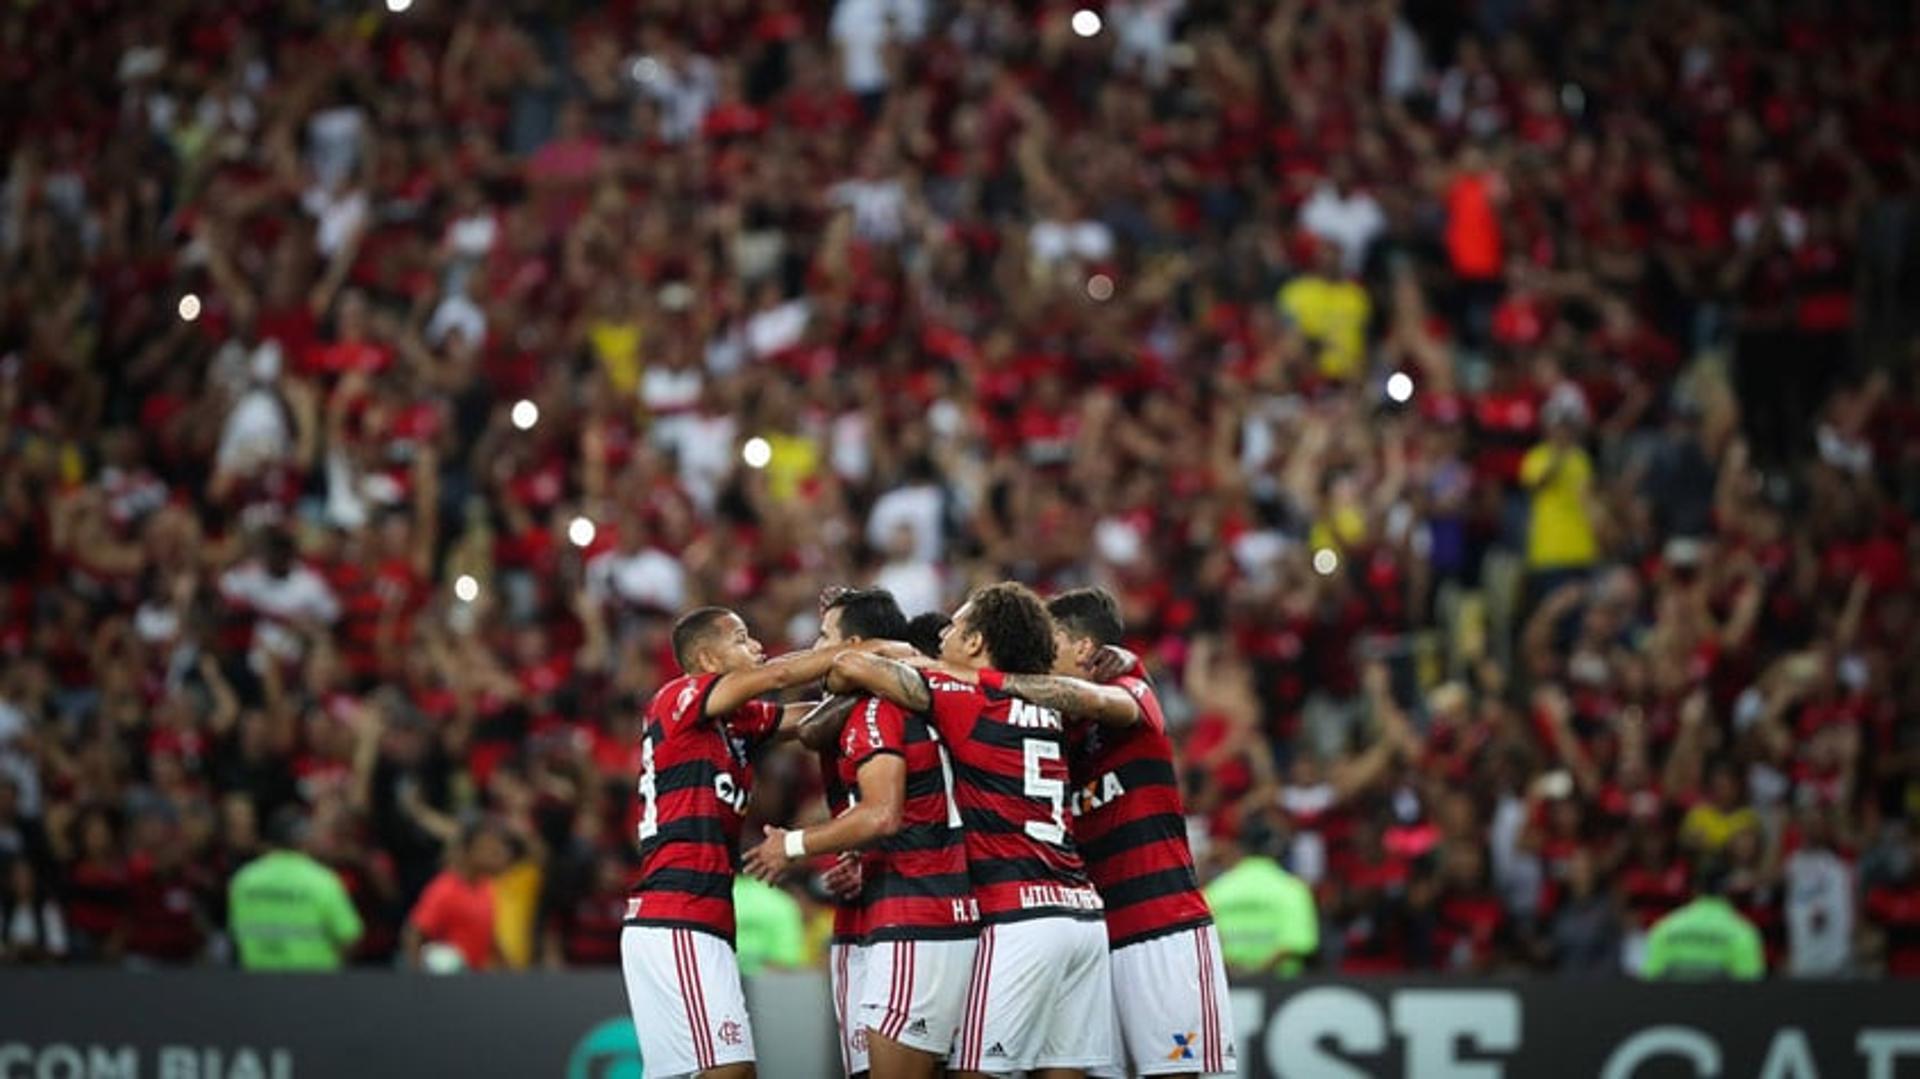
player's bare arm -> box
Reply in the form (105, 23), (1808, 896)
(999, 672), (1141, 727)
(795, 693), (863, 750)
(757, 698), (833, 743)
(827, 651), (933, 712)
(707, 640), (887, 716)
(861, 638), (926, 662)
(743, 753), (907, 880)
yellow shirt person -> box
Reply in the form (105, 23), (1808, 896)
(1520, 439), (1598, 570)
(1279, 273), (1371, 382)
(586, 319), (642, 396)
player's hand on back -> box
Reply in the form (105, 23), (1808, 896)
(820, 852), (863, 900)
(817, 586), (852, 615)
(742, 825), (798, 883)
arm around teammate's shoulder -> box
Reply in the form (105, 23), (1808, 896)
(997, 672), (1141, 727)
(706, 641), (880, 717)
(825, 651), (933, 712)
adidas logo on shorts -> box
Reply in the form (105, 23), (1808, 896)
(908, 1018), (929, 1036)
(986, 1043), (1007, 1058)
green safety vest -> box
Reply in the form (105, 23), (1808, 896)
(1642, 897), (1765, 980)
(733, 876), (805, 976)
(1204, 856), (1320, 976)
(228, 850), (364, 971)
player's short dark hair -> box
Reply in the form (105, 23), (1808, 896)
(1047, 587), (1124, 646)
(671, 606), (735, 671)
(905, 612), (950, 659)
(962, 582), (1057, 675)
(824, 588), (909, 642)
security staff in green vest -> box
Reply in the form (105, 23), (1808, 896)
(733, 874), (805, 976)
(1642, 860), (1765, 980)
(229, 807), (364, 971)
(1204, 815), (1320, 976)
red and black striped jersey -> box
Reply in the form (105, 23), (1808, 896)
(836, 696), (979, 941)
(920, 672), (1103, 924)
(627, 672), (780, 943)
(819, 742), (866, 944)
(1068, 670), (1213, 947)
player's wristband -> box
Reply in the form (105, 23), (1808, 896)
(784, 829), (807, 859)
(978, 669), (1006, 691)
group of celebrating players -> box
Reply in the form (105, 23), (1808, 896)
(618, 581), (1235, 1079)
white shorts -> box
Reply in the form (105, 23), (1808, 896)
(621, 926), (755, 1078)
(1110, 925), (1237, 1076)
(857, 937), (979, 1057)
(950, 917), (1117, 1075)
(830, 941), (870, 1076)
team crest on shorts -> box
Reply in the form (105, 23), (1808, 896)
(718, 1021), (745, 1046)
(1168, 1032), (1199, 1061)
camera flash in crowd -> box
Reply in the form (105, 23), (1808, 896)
(1386, 371), (1414, 404)
(568, 516), (597, 548)
(1313, 548), (1340, 576)
(385, 0), (413, 13)
(177, 293), (202, 322)
(742, 437), (772, 470)
(453, 575), (479, 603)
(510, 399), (539, 430)
(1071, 9), (1102, 37)
(1086, 273), (1115, 301)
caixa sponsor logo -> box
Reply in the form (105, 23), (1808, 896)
(1232, 987), (1920, 1079)
(714, 773), (748, 814)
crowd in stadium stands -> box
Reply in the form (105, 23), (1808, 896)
(2, 0), (1919, 978)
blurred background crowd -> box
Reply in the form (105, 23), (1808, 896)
(2, 0), (1919, 978)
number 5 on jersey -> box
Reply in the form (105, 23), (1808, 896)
(1023, 738), (1066, 844)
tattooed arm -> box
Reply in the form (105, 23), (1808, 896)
(827, 652), (933, 712)
(998, 673), (1140, 728)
